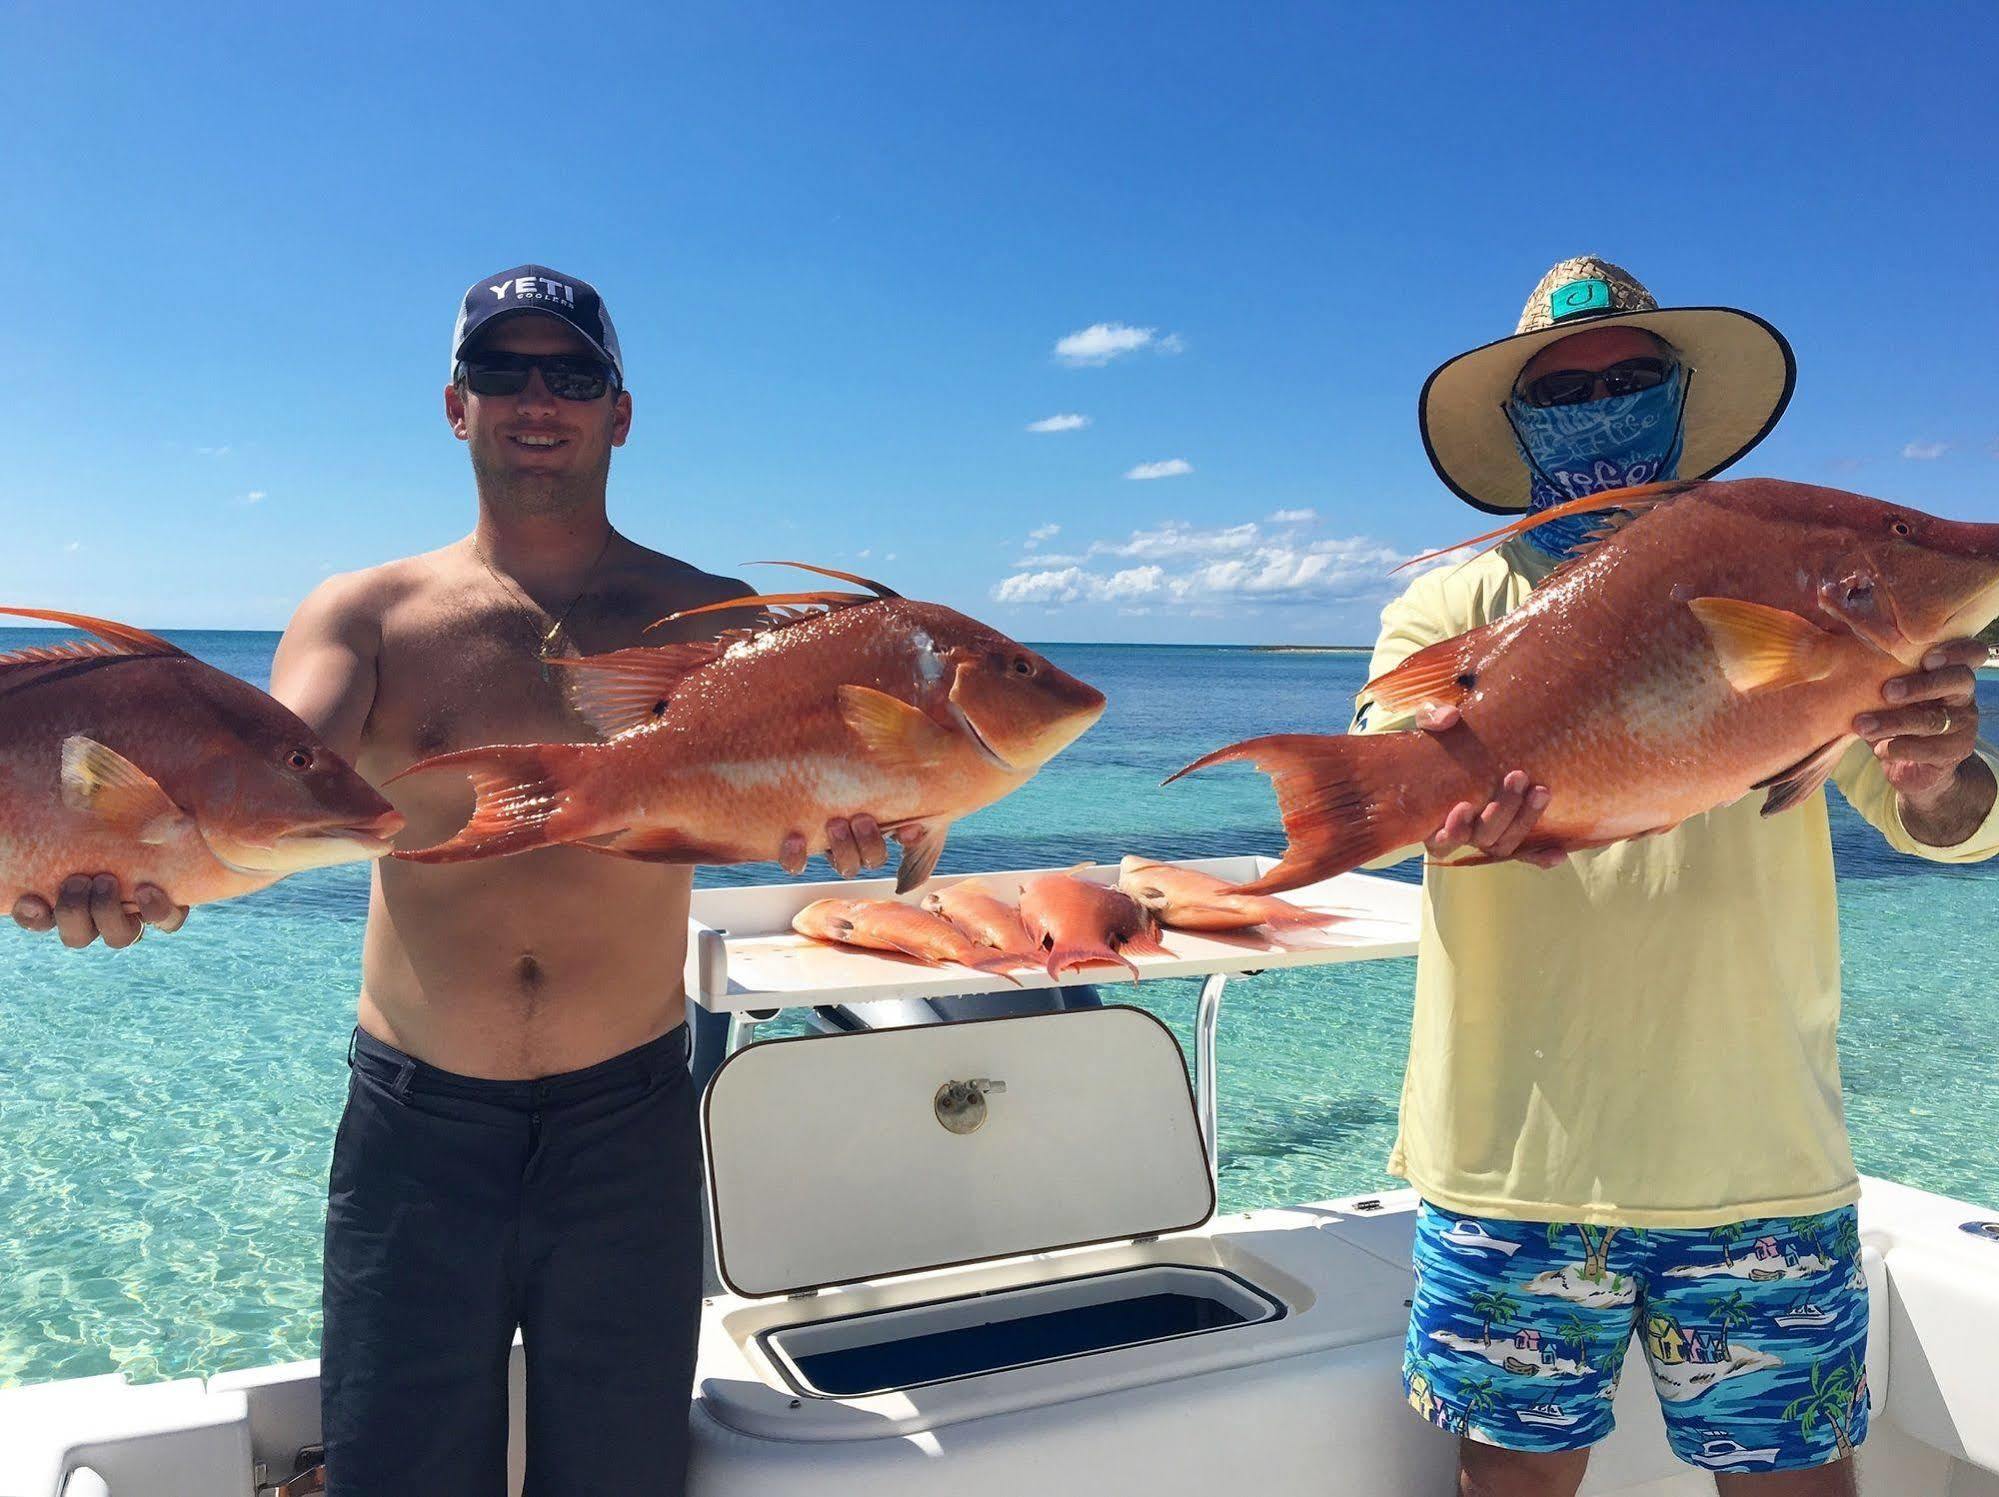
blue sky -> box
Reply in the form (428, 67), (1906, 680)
(5, 3), (1996, 644)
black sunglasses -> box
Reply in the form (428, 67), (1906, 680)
(456, 352), (618, 402)
(1518, 356), (1676, 409)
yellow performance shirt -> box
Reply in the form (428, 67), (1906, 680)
(1354, 539), (1999, 1229)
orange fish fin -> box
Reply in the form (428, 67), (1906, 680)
(889, 817), (951, 895)
(1687, 598), (1841, 695)
(578, 826), (734, 863)
(1119, 926), (1173, 960)
(837, 685), (958, 771)
(59, 736), (190, 843)
(389, 743), (594, 863)
(966, 953), (1026, 986)
(1164, 732), (1429, 895)
(549, 642), (722, 739)
(1394, 481), (1697, 574)
(748, 561), (902, 599)
(870, 936), (949, 968)
(1752, 737), (1851, 817)
(1362, 628), (1493, 717)
(0, 607), (185, 665)
(1046, 947), (1140, 983)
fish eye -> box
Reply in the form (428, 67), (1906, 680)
(286, 749), (314, 772)
(1011, 656), (1036, 676)
(1889, 517), (1912, 537)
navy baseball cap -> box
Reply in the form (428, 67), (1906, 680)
(450, 264), (624, 386)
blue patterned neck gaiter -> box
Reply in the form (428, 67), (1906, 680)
(1504, 365), (1688, 560)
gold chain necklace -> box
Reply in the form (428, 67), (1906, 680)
(475, 529), (616, 678)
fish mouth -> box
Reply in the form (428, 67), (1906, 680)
(205, 820), (407, 875)
(948, 702), (1019, 772)
(1939, 574), (1999, 644)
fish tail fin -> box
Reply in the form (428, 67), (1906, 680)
(390, 743), (598, 863)
(1166, 732), (1432, 895)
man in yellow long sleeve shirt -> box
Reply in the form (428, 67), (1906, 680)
(1362, 257), (1999, 1496)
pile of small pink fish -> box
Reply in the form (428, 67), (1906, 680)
(790, 856), (1337, 982)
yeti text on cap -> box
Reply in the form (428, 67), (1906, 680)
(491, 275), (576, 307)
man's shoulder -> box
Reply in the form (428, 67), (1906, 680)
(285, 550), (457, 651)
(298, 553), (439, 622)
(620, 545), (753, 607)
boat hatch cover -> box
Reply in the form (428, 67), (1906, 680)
(703, 1006), (1215, 1298)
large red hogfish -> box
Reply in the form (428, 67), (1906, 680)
(395, 566), (1106, 893)
(1171, 479), (1999, 893)
(0, 609), (403, 909)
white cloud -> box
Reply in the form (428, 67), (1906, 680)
(64, 541), (81, 553)
(1028, 522), (1062, 542)
(243, 490), (267, 505)
(995, 567), (1093, 605)
(1026, 413), (1090, 433)
(1054, 322), (1183, 366)
(994, 520), (1410, 611)
(196, 444), (232, 457)
(1094, 520), (1258, 559)
(857, 548), (872, 558)
(1125, 458), (1194, 481)
(885, 552), (898, 562)
(1101, 565), (1165, 599)
(1268, 507), (1318, 524)
(1902, 441), (1949, 460)
(1016, 551), (1085, 567)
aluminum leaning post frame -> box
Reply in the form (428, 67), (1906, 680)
(1195, 972), (1226, 1195)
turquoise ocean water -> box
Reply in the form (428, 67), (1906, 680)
(1, 631), (1995, 1386)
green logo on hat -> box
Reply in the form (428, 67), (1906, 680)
(1550, 278), (1612, 320)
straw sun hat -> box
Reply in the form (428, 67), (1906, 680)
(1418, 255), (1797, 514)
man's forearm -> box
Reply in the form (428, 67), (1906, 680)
(1899, 756), (1999, 847)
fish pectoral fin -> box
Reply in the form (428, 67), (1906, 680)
(548, 643), (724, 739)
(837, 685), (959, 771)
(890, 818), (950, 895)
(1363, 629), (1492, 717)
(59, 736), (190, 843)
(1752, 738), (1852, 817)
(1688, 598), (1842, 695)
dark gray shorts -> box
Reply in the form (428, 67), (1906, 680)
(322, 1025), (702, 1497)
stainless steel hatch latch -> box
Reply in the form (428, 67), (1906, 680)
(934, 1077), (1006, 1134)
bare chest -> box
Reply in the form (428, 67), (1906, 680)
(363, 585), (684, 770)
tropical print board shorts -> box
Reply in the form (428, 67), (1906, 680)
(1403, 1201), (1869, 1474)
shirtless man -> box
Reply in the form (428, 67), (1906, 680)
(12, 264), (890, 1495)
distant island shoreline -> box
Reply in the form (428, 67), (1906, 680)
(1248, 644), (1373, 654)
(0, 630), (1992, 666)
